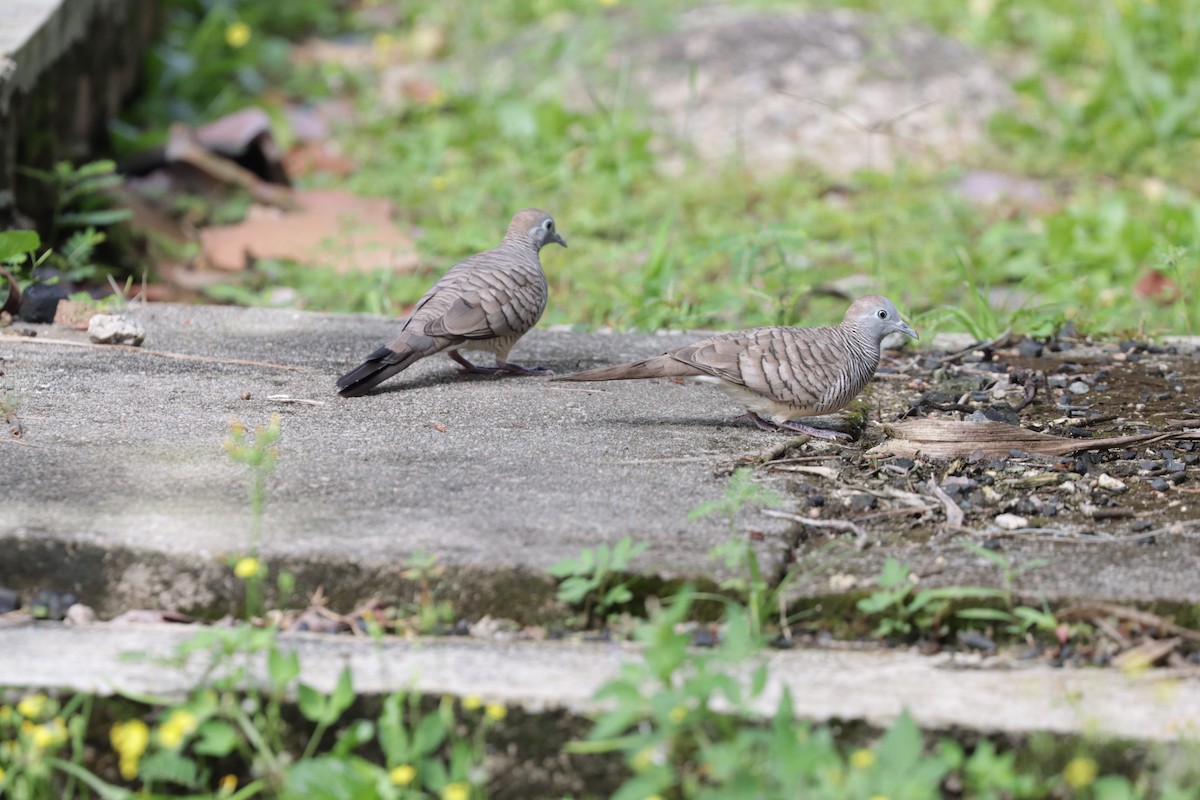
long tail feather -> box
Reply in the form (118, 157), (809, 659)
(560, 356), (697, 382)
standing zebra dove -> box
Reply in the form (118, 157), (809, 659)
(560, 295), (917, 438)
(337, 208), (566, 397)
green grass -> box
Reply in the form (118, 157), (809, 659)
(117, 0), (1200, 338)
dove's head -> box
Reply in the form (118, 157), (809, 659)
(843, 295), (918, 344)
(509, 208), (567, 252)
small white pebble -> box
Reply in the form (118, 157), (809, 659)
(994, 513), (1028, 530)
(1097, 473), (1127, 493)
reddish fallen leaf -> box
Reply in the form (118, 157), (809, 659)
(428, 423), (448, 432)
(197, 188), (419, 273)
(283, 141), (357, 178)
(1132, 269), (1181, 304)
(53, 300), (97, 330)
(0, 266), (20, 315)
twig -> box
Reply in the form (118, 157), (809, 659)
(266, 395), (327, 406)
(936, 329), (1013, 365)
(929, 475), (964, 527)
(762, 509), (867, 538)
(1, 335), (310, 372)
(1057, 603), (1200, 644)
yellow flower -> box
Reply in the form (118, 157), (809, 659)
(234, 557), (261, 579)
(1063, 756), (1098, 789)
(462, 695), (482, 711)
(599, 0), (619, 6)
(668, 705), (687, 724)
(0, 765), (6, 783)
(485, 703), (507, 721)
(850, 748), (876, 769)
(389, 764), (417, 786)
(17, 693), (48, 719)
(431, 175), (449, 192)
(442, 782), (470, 800)
(632, 747), (654, 771)
(30, 724), (56, 750)
(225, 21), (251, 49)
(110, 719), (150, 780)
(219, 774), (238, 794)
(157, 709), (198, 749)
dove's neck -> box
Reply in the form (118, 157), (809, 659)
(840, 325), (883, 370)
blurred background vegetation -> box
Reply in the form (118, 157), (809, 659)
(109, 0), (1200, 339)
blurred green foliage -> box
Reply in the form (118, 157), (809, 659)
(125, 0), (1200, 337)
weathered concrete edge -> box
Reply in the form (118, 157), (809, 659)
(2, 623), (1198, 743)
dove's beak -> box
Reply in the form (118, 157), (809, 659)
(551, 232), (567, 249)
(898, 321), (919, 341)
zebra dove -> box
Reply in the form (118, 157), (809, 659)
(337, 208), (566, 397)
(560, 295), (917, 438)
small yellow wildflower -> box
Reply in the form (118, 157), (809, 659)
(850, 748), (876, 770)
(485, 702), (507, 721)
(234, 557), (261, 579)
(225, 21), (251, 49)
(668, 705), (687, 724)
(219, 774), (238, 794)
(157, 708), (198, 749)
(373, 32), (395, 54)
(110, 719), (150, 781)
(389, 764), (417, 786)
(442, 782), (470, 800)
(462, 695), (482, 711)
(30, 723), (59, 750)
(1063, 756), (1098, 789)
(17, 693), (48, 719)
(631, 747), (654, 771)
(0, 765), (6, 783)
(431, 175), (449, 192)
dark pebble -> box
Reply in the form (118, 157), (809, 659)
(1127, 353), (1141, 363)
(0, 587), (19, 614)
(1139, 460), (1161, 473)
(1014, 498), (1040, 515)
(1149, 478), (1171, 492)
(848, 494), (877, 512)
(1018, 646), (1042, 660)
(983, 406), (1020, 425)
(1072, 458), (1089, 474)
(1119, 340), (1141, 353)
(768, 635), (796, 650)
(1131, 519), (1153, 532)
(981, 538), (1004, 551)
(892, 457), (915, 470)
(1047, 375), (1070, 389)
(18, 284), (70, 324)
(808, 495), (826, 508)
(1119, 449), (1138, 460)
(1169, 472), (1188, 485)
(452, 618), (471, 636)
(1166, 461), (1187, 474)
(957, 631), (997, 652)
(1018, 339), (1044, 358)
(692, 628), (718, 648)
(1183, 454), (1200, 466)
(1136, 535), (1157, 546)
(29, 588), (78, 621)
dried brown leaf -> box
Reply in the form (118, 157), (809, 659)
(198, 188), (419, 273)
(869, 419), (1200, 460)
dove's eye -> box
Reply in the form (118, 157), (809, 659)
(544, 219), (554, 230)
(876, 309), (888, 319)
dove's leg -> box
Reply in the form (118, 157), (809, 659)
(448, 349), (551, 376)
(739, 411), (783, 432)
(778, 419), (852, 440)
(496, 360), (553, 376)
